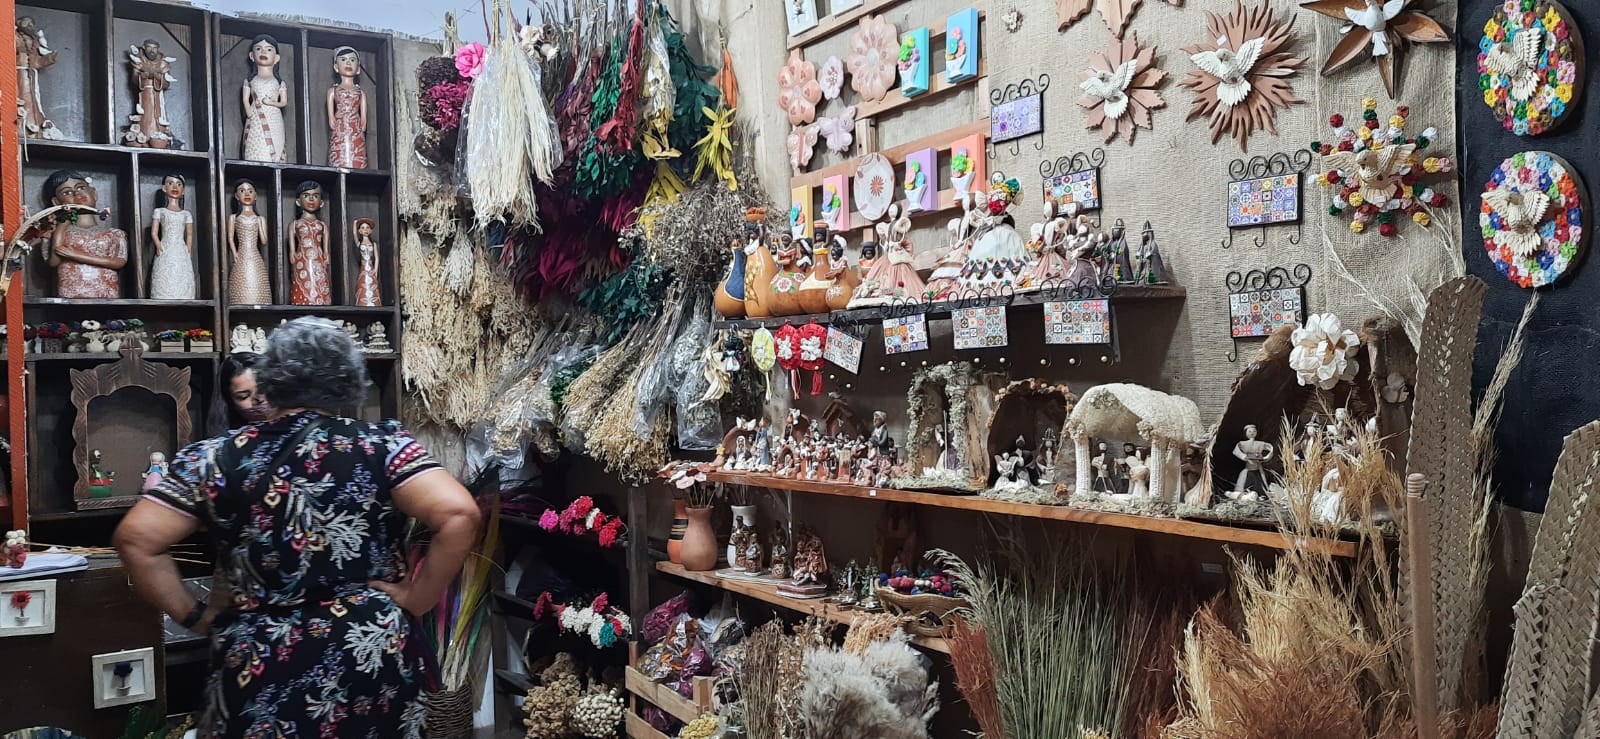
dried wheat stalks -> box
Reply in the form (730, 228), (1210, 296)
(843, 612), (903, 655)
(736, 622), (785, 739)
(948, 618), (1005, 739)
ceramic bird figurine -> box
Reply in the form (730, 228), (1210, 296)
(1321, 143), (1416, 207)
(1482, 186), (1552, 257)
(1343, 0), (1407, 57)
(1483, 27), (1545, 102)
(1190, 36), (1265, 108)
(1078, 59), (1138, 119)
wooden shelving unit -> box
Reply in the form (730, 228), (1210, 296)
(703, 470), (1359, 558)
(713, 284), (1185, 330)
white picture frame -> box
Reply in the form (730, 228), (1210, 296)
(91, 646), (158, 709)
(787, 0), (820, 36)
(0, 579), (57, 638)
(832, 0), (864, 13)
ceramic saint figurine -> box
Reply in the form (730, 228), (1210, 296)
(1035, 430), (1058, 484)
(149, 174), (195, 299)
(1123, 449), (1150, 498)
(1232, 424), (1274, 497)
(42, 171), (127, 299)
(228, 179), (272, 304)
(1104, 221), (1135, 284)
(290, 181), (332, 306)
(752, 417), (773, 470)
(1135, 222), (1168, 285)
(141, 451), (167, 492)
(230, 324), (254, 352)
(856, 563), (883, 611)
(848, 207), (924, 308)
(1092, 441), (1115, 493)
(123, 40), (178, 148)
(741, 528), (763, 573)
(365, 322), (391, 353)
(327, 46), (369, 168)
(352, 218), (381, 306)
(769, 528), (790, 579)
(16, 17), (62, 140)
(242, 35), (289, 163)
(786, 526), (829, 591)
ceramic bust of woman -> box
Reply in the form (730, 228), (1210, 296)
(227, 179), (271, 304)
(43, 171), (127, 299)
(242, 35), (289, 163)
(352, 217), (380, 306)
(327, 46), (368, 168)
(149, 174), (195, 299)
(290, 181), (331, 306)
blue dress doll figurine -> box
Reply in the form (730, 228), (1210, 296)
(142, 451), (168, 492)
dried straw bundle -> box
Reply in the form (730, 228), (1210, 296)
(560, 327), (646, 451)
(947, 619), (1004, 739)
(734, 622), (786, 739)
(585, 294), (689, 482)
(799, 633), (938, 739)
(843, 612), (903, 655)
(464, 3), (560, 229)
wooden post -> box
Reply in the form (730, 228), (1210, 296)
(1406, 472), (1441, 739)
(1, 0), (26, 532)
(626, 486), (649, 632)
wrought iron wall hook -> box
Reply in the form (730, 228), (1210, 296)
(1253, 228), (1267, 248)
(1224, 148), (1314, 252)
(1223, 263), (1312, 362)
(1226, 341), (1239, 362)
(989, 73), (1049, 158)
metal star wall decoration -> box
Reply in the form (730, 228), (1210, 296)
(1300, 0), (1450, 99)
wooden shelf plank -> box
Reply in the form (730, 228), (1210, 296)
(712, 284), (1187, 330)
(227, 304), (395, 316)
(25, 352), (217, 362)
(787, 0), (906, 50)
(699, 471), (1360, 559)
(625, 712), (673, 739)
(23, 297), (216, 308)
(791, 119), (989, 189)
(624, 666), (712, 723)
(655, 561), (952, 653)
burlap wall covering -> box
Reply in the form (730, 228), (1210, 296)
(1459, 0), (1597, 514)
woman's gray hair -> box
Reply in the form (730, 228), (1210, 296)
(256, 317), (369, 410)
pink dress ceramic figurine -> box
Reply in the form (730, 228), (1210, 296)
(352, 217), (380, 306)
(1023, 212), (1072, 290)
(242, 35), (289, 163)
(228, 179), (272, 304)
(290, 181), (332, 306)
(848, 206), (924, 308)
(326, 46), (368, 168)
(43, 171), (127, 299)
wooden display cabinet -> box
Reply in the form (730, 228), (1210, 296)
(6, 1), (401, 536)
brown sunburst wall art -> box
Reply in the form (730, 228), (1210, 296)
(1181, 0), (1306, 152)
(1057, 0), (1183, 39)
(1301, 0), (1451, 99)
(1078, 32), (1168, 145)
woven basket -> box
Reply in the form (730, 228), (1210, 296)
(424, 682), (477, 739)
(876, 587), (969, 637)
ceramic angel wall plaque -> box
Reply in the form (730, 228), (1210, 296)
(1477, 0), (1585, 136)
(848, 15), (900, 103)
(1301, 0), (1449, 99)
(899, 27), (930, 97)
(16, 17), (62, 140)
(1481, 151), (1588, 288)
(123, 40), (179, 149)
(946, 9), (980, 82)
(1079, 32), (1167, 145)
(1181, 0), (1304, 151)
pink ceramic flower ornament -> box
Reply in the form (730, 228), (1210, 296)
(819, 56), (845, 100)
(778, 51), (824, 126)
(848, 15), (900, 102)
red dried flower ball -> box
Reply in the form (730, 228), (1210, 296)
(1379, 223), (1398, 237)
(1329, 114), (1345, 128)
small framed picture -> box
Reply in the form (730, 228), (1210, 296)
(787, 0), (820, 36)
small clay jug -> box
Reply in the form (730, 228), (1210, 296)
(667, 498), (688, 564)
(680, 506), (719, 572)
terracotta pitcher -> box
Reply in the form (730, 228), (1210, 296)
(795, 242), (836, 315)
(667, 498), (688, 564)
(680, 506), (719, 571)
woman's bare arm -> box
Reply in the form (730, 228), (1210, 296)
(115, 500), (217, 632)
(371, 469), (480, 616)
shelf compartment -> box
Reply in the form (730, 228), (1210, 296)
(702, 470), (1358, 559)
(624, 665), (713, 724)
(713, 284), (1186, 330)
(655, 561), (952, 654)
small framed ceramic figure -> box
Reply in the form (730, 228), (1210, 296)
(947, 133), (987, 205)
(786, 0), (819, 36)
(899, 28), (929, 97)
(820, 174), (851, 232)
(789, 185), (814, 240)
(946, 8), (980, 83)
(903, 148), (937, 213)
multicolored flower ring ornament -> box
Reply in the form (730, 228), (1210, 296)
(1477, 0), (1584, 136)
(1480, 151), (1589, 288)
(1313, 99), (1454, 237)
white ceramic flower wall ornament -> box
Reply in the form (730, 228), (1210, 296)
(1289, 313), (1361, 390)
(818, 56), (844, 101)
(1190, 35), (1265, 108)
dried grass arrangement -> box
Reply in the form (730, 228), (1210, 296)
(799, 632), (939, 739)
(947, 618), (1004, 739)
(638, 159), (771, 289)
(584, 290), (695, 483)
(731, 618), (830, 739)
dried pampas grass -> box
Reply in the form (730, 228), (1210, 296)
(948, 619), (1004, 739)
(799, 633), (938, 739)
(463, 7), (560, 230)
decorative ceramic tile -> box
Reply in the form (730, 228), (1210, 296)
(991, 93), (1042, 144)
(1045, 299), (1111, 344)
(882, 314), (930, 354)
(953, 306), (1008, 349)
(899, 27), (930, 97)
(946, 8), (980, 82)
(903, 148), (937, 213)
(1044, 167), (1101, 212)
(820, 174), (851, 232)
(1228, 287), (1303, 338)
(824, 326), (862, 373)
(1228, 173), (1300, 227)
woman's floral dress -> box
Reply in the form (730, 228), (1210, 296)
(148, 411), (441, 739)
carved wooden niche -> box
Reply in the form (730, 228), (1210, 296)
(71, 346), (192, 509)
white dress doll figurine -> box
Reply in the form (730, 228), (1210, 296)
(149, 174), (196, 299)
(142, 451), (168, 492)
(241, 35), (289, 163)
(959, 174), (1029, 293)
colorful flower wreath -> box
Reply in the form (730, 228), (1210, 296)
(538, 496), (627, 548)
(1313, 100), (1454, 237)
(1477, 0), (1583, 137)
(533, 591), (632, 648)
(1480, 150), (1588, 288)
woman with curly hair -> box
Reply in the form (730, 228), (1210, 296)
(116, 317), (479, 738)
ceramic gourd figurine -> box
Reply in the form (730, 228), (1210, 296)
(327, 46), (369, 168)
(228, 179), (272, 304)
(42, 171), (127, 299)
(352, 217), (381, 306)
(242, 34), (289, 163)
(742, 208), (776, 319)
(123, 40), (178, 148)
(823, 233), (859, 311)
(149, 174), (195, 299)
(714, 237), (748, 318)
(290, 181), (332, 306)
(767, 233), (806, 316)
(796, 224), (838, 314)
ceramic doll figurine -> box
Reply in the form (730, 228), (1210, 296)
(123, 40), (178, 148)
(1135, 222), (1168, 285)
(769, 528), (790, 580)
(141, 452), (168, 492)
(16, 17), (62, 140)
(925, 209), (979, 301)
(959, 174), (1029, 293)
(848, 206), (924, 308)
(1035, 430), (1058, 484)
(242, 35), (289, 163)
(352, 217), (381, 306)
(1061, 203), (1107, 289)
(42, 171), (127, 299)
(1122, 448), (1150, 498)
(822, 233), (860, 312)
(149, 174), (195, 299)
(365, 322), (391, 353)
(1024, 203), (1072, 291)
(753, 417), (773, 471)
(767, 233), (806, 316)
(796, 228), (838, 315)
(1092, 441), (1115, 493)
(1232, 424), (1274, 497)
(714, 238), (748, 318)
(1104, 221), (1135, 284)
(228, 179), (272, 304)
(950, 147), (977, 201)
(290, 181), (332, 306)
(327, 46), (369, 168)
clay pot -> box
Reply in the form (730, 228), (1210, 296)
(727, 504), (757, 565)
(680, 506), (719, 571)
(796, 247), (836, 315)
(667, 498), (688, 564)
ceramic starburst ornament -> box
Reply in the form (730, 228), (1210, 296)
(1480, 151), (1588, 288)
(1314, 99), (1454, 237)
(1078, 32), (1167, 145)
(1058, 0), (1183, 39)
(1301, 0), (1450, 99)
(1477, 0), (1584, 136)
(1181, 0), (1304, 152)
(777, 51), (822, 126)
